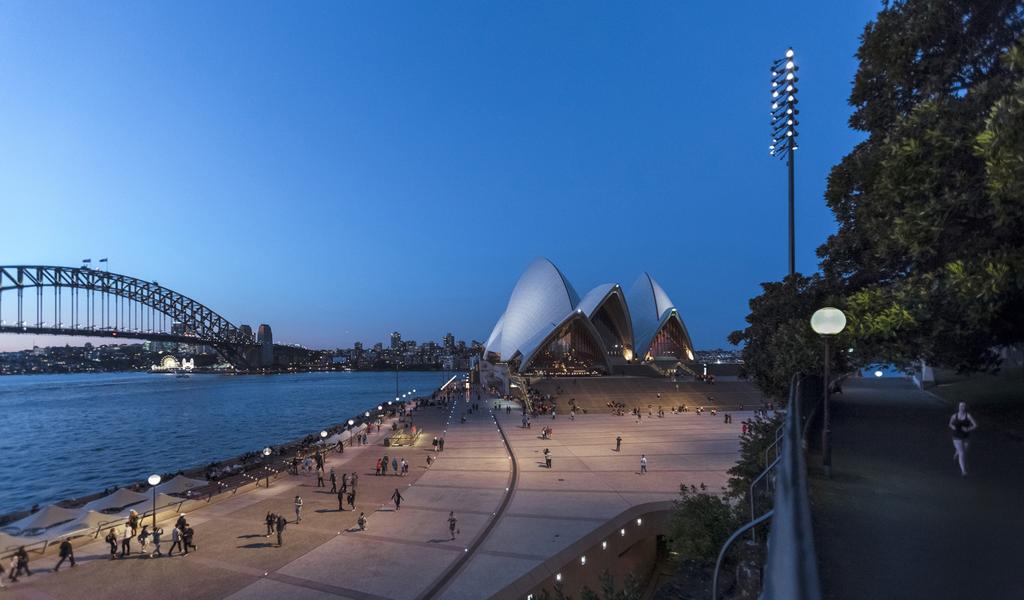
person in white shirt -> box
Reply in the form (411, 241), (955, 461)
(640, 454), (648, 474)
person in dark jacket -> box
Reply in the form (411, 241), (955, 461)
(105, 529), (118, 559)
(265, 512), (276, 537)
(13, 546), (32, 578)
(275, 514), (287, 547)
(54, 538), (75, 571)
(184, 524), (196, 553)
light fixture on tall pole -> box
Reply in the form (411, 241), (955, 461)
(147, 474), (162, 530)
(810, 307), (846, 478)
(770, 47), (799, 277)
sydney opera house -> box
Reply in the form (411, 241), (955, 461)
(483, 258), (695, 376)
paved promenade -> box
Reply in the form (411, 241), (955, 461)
(4, 390), (744, 600)
(809, 378), (1024, 600)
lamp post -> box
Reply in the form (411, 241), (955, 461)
(147, 474), (161, 529)
(320, 430), (328, 452)
(262, 447), (272, 487)
(810, 307), (846, 478)
(770, 47), (799, 277)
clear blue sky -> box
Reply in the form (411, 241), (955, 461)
(0, 1), (879, 351)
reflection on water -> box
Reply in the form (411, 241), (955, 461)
(0, 370), (451, 515)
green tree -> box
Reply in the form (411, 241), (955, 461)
(736, 1), (1024, 382)
(725, 414), (786, 500)
(728, 275), (848, 399)
(667, 484), (740, 565)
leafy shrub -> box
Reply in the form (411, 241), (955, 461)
(667, 484), (740, 565)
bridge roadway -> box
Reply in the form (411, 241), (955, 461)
(5, 390), (744, 600)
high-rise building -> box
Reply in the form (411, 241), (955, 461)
(390, 331), (402, 349)
(443, 332), (455, 351)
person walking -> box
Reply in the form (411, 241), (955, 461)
(337, 487), (346, 511)
(294, 495), (303, 523)
(375, 458), (382, 476)
(615, 435), (622, 452)
(391, 488), (404, 511)
(168, 525), (183, 556)
(347, 489), (356, 510)
(439, 438), (445, 452)
(329, 468), (337, 493)
(151, 526), (163, 557)
(265, 512), (276, 537)
(105, 528), (118, 559)
(316, 468), (325, 488)
(391, 457), (399, 475)
(120, 521), (132, 557)
(640, 454), (648, 475)
(448, 511), (459, 540)
(357, 512), (367, 531)
(433, 436), (439, 451)
(382, 454), (389, 475)
(544, 448), (552, 469)
(949, 401), (979, 477)
(11, 547), (31, 580)
(275, 514), (286, 547)
(183, 524), (196, 554)
(138, 524), (151, 556)
(401, 458), (409, 475)
(53, 538), (75, 571)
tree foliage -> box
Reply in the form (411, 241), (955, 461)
(729, 275), (848, 398)
(725, 413), (786, 500)
(666, 484), (740, 565)
(734, 0), (1024, 384)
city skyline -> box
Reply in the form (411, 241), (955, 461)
(0, 2), (879, 352)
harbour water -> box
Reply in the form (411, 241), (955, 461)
(0, 370), (456, 516)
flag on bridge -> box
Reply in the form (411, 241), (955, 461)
(99, 258), (108, 263)
(81, 258), (91, 263)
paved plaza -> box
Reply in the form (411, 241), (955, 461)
(3, 389), (745, 600)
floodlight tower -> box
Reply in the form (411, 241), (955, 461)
(770, 48), (799, 276)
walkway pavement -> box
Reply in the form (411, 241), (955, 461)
(4, 389), (745, 600)
(809, 378), (1024, 600)
(436, 401), (743, 599)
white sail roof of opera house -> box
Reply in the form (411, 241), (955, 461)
(627, 272), (694, 361)
(484, 258), (580, 361)
(575, 283), (616, 317)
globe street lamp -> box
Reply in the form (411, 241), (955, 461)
(810, 307), (846, 478)
(262, 447), (273, 487)
(147, 474), (162, 529)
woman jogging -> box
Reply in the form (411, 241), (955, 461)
(949, 402), (978, 477)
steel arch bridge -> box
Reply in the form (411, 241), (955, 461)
(0, 265), (263, 369)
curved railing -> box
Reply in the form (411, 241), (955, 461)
(759, 375), (821, 599)
(712, 374), (822, 600)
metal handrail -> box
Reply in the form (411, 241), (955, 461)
(749, 455), (781, 543)
(712, 510), (774, 600)
(710, 374), (822, 600)
(760, 374), (822, 600)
